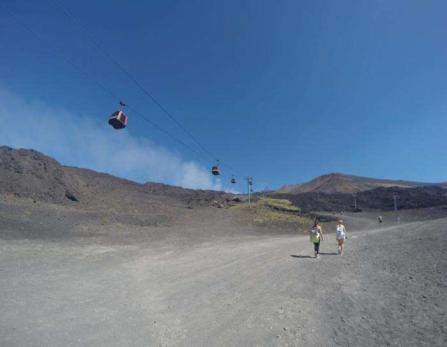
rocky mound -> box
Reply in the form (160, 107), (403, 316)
(0, 146), (233, 212)
(0, 146), (79, 204)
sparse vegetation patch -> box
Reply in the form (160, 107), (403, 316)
(231, 197), (309, 228)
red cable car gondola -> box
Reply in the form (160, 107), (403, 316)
(211, 160), (221, 176)
(108, 101), (128, 129)
(211, 165), (220, 176)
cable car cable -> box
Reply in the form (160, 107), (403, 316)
(5, 3), (247, 183)
(48, 0), (243, 177)
(49, 0), (217, 160)
(3, 4), (212, 168)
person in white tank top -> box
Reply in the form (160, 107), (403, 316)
(336, 220), (347, 255)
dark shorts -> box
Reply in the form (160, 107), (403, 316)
(314, 242), (320, 253)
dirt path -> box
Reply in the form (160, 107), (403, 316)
(0, 218), (446, 346)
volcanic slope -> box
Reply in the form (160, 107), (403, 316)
(278, 173), (437, 194)
(0, 146), (317, 238)
(0, 146), (235, 211)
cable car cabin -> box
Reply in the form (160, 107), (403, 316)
(211, 166), (220, 176)
(231, 178), (236, 184)
(108, 110), (128, 129)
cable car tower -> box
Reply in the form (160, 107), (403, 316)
(246, 177), (253, 205)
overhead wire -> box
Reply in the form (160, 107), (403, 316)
(48, 0), (243, 178)
(2, 4), (212, 168)
(4, 3), (247, 186)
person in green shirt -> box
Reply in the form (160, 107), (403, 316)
(308, 221), (324, 258)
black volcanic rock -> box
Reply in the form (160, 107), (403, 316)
(271, 185), (447, 213)
(0, 146), (79, 204)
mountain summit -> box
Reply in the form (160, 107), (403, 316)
(277, 173), (433, 194)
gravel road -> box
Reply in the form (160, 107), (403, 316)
(0, 216), (446, 346)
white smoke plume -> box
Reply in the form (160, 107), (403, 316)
(0, 86), (224, 191)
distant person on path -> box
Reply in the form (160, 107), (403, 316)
(378, 216), (383, 224)
(336, 220), (347, 255)
(308, 221), (323, 258)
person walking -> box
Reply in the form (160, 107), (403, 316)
(309, 221), (323, 258)
(336, 219), (347, 255)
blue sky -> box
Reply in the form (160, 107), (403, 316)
(1, 0), (446, 191)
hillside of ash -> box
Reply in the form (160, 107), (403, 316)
(0, 146), (234, 212)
